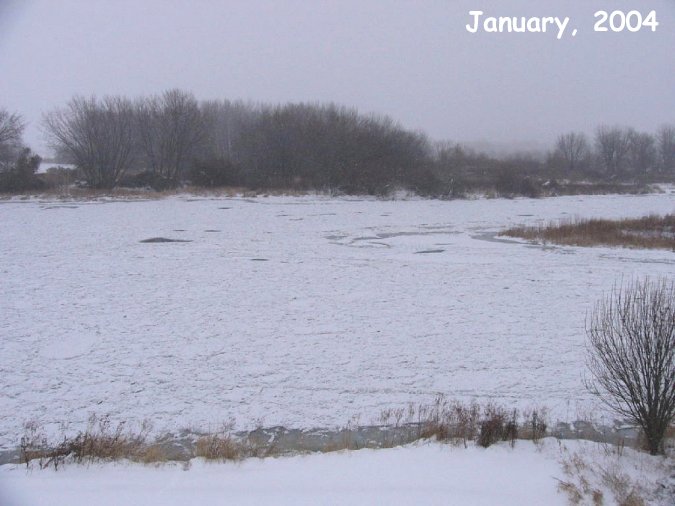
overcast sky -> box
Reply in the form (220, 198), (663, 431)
(1, 0), (673, 155)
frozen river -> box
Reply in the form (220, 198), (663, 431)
(0, 191), (673, 448)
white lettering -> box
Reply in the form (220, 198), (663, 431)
(466, 11), (572, 39)
(466, 11), (483, 33)
(555, 17), (569, 39)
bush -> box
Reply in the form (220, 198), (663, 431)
(0, 148), (44, 192)
(585, 278), (675, 455)
(478, 405), (518, 448)
(189, 158), (239, 187)
(494, 166), (541, 198)
(41, 166), (79, 189)
(118, 170), (176, 190)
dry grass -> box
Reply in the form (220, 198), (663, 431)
(501, 214), (675, 250)
(194, 433), (243, 461)
(19, 407), (670, 471)
(556, 443), (655, 506)
(20, 415), (165, 469)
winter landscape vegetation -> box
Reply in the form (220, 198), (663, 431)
(1, 1), (675, 504)
(1, 95), (674, 504)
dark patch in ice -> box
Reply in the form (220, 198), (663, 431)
(415, 249), (445, 254)
(204, 229), (220, 232)
(218, 207), (231, 210)
(173, 229), (186, 232)
(251, 258), (268, 261)
(140, 237), (192, 243)
(517, 214), (533, 217)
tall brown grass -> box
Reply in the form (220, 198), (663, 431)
(501, 214), (675, 250)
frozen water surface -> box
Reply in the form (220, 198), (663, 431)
(0, 192), (673, 448)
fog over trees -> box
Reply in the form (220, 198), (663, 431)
(1, 90), (674, 196)
(43, 96), (136, 189)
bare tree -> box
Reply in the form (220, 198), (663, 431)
(136, 89), (205, 184)
(43, 96), (136, 188)
(585, 278), (675, 455)
(655, 124), (675, 175)
(200, 99), (258, 161)
(0, 109), (26, 169)
(0, 109), (25, 146)
(594, 126), (631, 177)
(626, 129), (656, 176)
(555, 132), (590, 173)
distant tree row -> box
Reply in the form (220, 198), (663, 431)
(39, 91), (434, 193)
(550, 126), (675, 178)
(2, 91), (674, 195)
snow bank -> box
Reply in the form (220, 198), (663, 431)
(2, 439), (671, 506)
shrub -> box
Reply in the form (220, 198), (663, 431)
(478, 405), (518, 448)
(189, 158), (239, 187)
(0, 148), (44, 192)
(585, 278), (675, 455)
(118, 170), (176, 190)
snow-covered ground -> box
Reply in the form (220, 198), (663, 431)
(1, 439), (671, 506)
(0, 192), (673, 449)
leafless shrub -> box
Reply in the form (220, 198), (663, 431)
(451, 401), (481, 447)
(585, 278), (675, 455)
(478, 405), (518, 448)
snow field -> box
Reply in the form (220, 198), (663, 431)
(0, 192), (673, 449)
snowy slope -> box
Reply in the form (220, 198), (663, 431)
(1, 439), (671, 506)
(0, 192), (673, 448)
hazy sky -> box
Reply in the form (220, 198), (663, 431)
(1, 0), (673, 155)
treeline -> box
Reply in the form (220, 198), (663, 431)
(1, 89), (674, 196)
